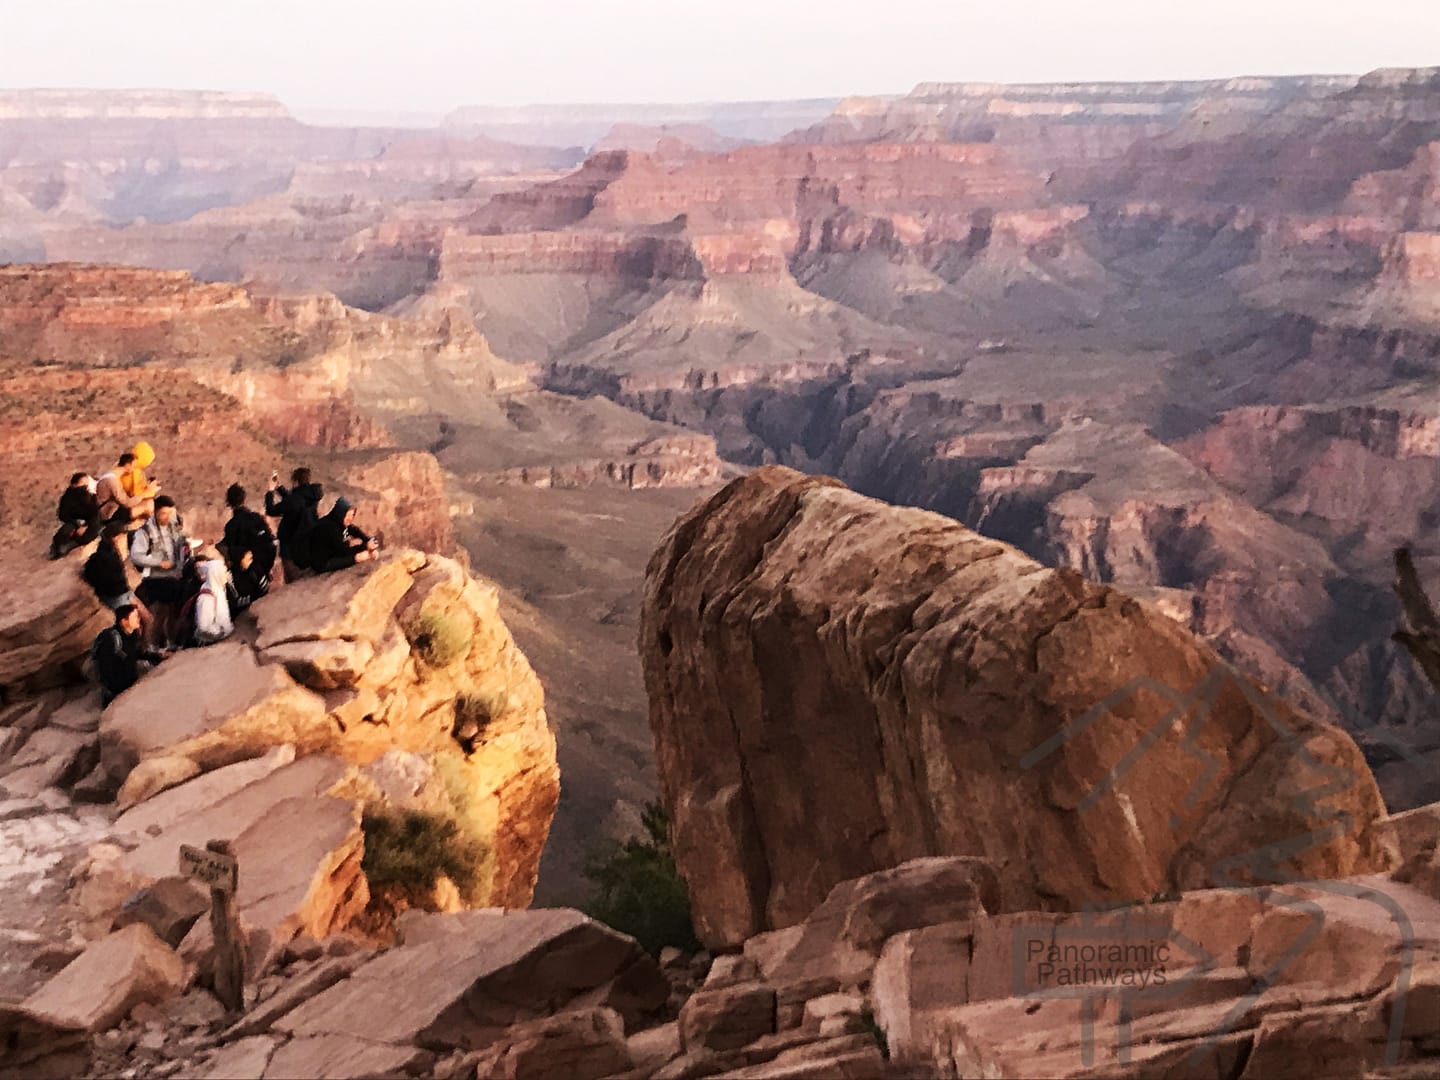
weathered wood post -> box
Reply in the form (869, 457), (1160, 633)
(179, 839), (244, 1013)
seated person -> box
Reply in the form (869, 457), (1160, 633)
(130, 495), (193, 646)
(91, 603), (165, 707)
(50, 472), (102, 559)
(81, 513), (154, 645)
(188, 558), (235, 647)
(220, 483), (275, 607)
(123, 441), (161, 507)
(306, 497), (380, 574)
(228, 546), (271, 615)
(95, 452), (157, 521)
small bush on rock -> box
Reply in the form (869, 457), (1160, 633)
(404, 609), (473, 669)
(361, 807), (487, 905)
(584, 800), (700, 956)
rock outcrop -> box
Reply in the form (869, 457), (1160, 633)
(640, 468), (1396, 948)
(97, 551), (558, 943)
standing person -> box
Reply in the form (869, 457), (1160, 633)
(50, 472), (102, 559)
(264, 467), (323, 581)
(91, 604), (165, 706)
(130, 495), (192, 647)
(220, 483), (276, 607)
(306, 497), (379, 574)
(95, 452), (157, 521)
(81, 511), (155, 644)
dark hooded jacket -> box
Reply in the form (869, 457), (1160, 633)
(82, 539), (131, 601)
(305, 498), (370, 573)
(264, 482), (324, 553)
(92, 623), (162, 706)
(222, 505), (277, 577)
(58, 485), (101, 527)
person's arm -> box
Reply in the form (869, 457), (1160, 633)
(263, 487), (288, 518)
(129, 526), (163, 571)
(97, 474), (142, 511)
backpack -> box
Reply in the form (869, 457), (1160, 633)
(178, 580), (231, 647)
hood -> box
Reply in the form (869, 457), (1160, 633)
(296, 483), (324, 506)
(130, 441), (155, 469)
(325, 497), (352, 522)
(199, 558), (229, 590)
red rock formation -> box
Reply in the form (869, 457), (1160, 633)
(640, 468), (1396, 948)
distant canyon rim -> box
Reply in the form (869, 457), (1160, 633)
(2, 73), (1440, 901)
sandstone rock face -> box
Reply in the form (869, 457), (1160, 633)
(640, 468), (1396, 948)
(99, 551), (558, 939)
(0, 547), (111, 691)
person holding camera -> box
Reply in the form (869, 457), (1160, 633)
(264, 466), (323, 581)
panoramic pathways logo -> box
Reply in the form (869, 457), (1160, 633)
(1019, 658), (1416, 1070)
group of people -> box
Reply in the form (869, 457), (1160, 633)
(51, 443), (381, 706)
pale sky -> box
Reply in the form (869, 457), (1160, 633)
(1, 0), (1437, 119)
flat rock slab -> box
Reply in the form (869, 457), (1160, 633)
(119, 754), (346, 882)
(102, 641), (324, 767)
(198, 1034), (280, 1079)
(114, 745), (297, 838)
(253, 557), (415, 651)
(22, 923), (188, 1033)
(261, 1034), (429, 1080)
(276, 908), (659, 1051)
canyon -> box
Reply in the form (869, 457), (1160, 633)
(2, 71), (1440, 1074)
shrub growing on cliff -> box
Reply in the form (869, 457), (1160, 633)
(404, 609), (473, 669)
(584, 800), (700, 956)
(361, 806), (487, 905)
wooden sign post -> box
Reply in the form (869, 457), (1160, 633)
(180, 840), (244, 1013)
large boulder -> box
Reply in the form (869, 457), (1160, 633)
(640, 468), (1397, 948)
(102, 550), (559, 914)
(0, 548), (110, 691)
(868, 883), (1430, 1078)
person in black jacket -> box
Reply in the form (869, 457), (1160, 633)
(50, 472), (102, 559)
(91, 604), (165, 706)
(306, 498), (379, 573)
(264, 467), (323, 581)
(220, 483), (275, 610)
(81, 513), (155, 645)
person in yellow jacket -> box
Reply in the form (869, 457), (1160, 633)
(121, 442), (161, 505)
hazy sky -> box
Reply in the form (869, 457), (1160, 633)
(2, 0), (1437, 119)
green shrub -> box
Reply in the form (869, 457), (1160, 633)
(405, 609), (473, 669)
(361, 807), (487, 904)
(584, 800), (700, 956)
